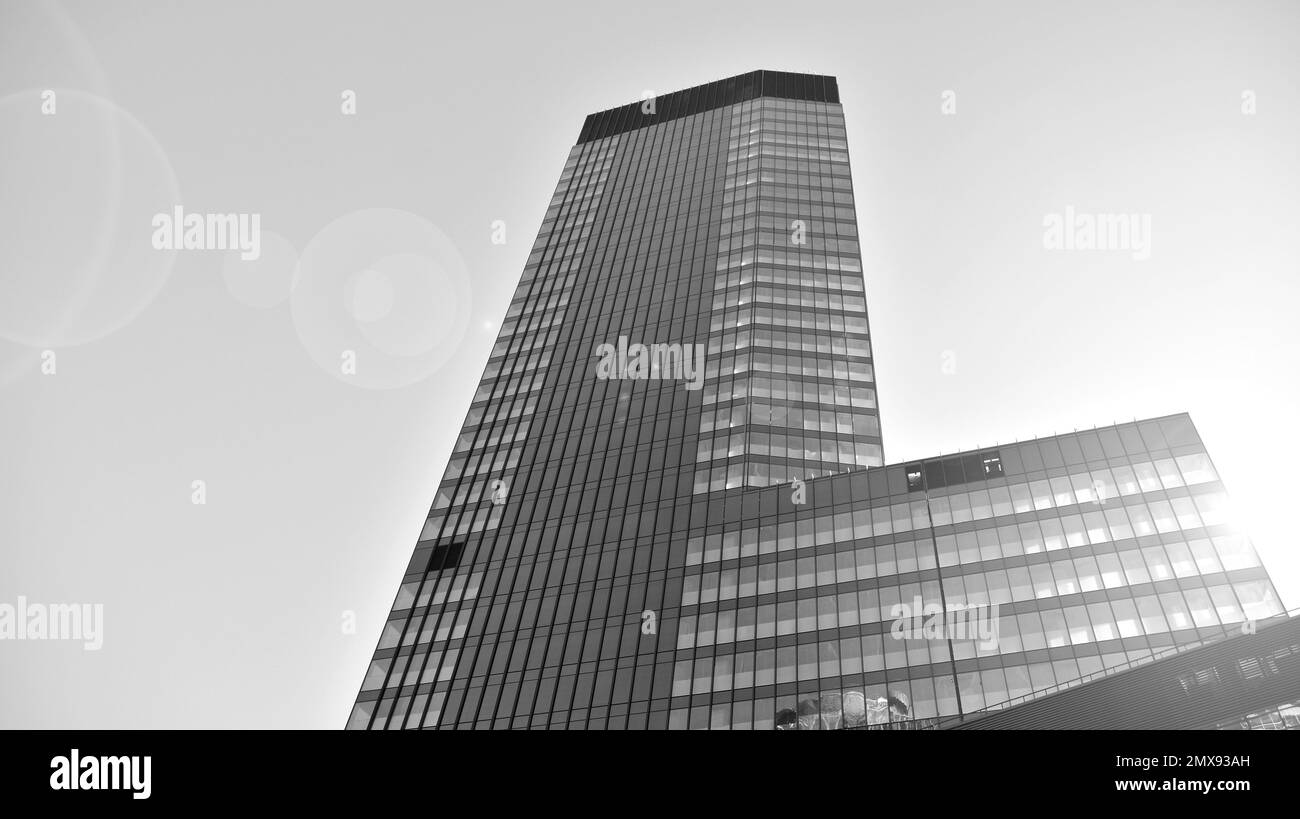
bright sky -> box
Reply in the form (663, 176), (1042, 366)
(1, 0), (1296, 728)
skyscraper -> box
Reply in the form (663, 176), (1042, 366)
(347, 71), (1285, 730)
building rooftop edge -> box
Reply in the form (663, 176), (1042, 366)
(577, 69), (840, 144)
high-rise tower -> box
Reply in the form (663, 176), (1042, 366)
(348, 72), (1284, 730)
(349, 70), (883, 729)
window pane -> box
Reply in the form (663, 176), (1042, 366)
(1088, 601), (1118, 641)
(1184, 587), (1218, 627)
(1111, 599), (1143, 637)
(1160, 591), (1194, 630)
(1176, 452), (1217, 485)
(1235, 580), (1282, 621)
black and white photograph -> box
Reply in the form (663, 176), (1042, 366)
(1, 0), (1296, 804)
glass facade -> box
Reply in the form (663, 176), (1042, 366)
(661, 413), (1284, 730)
(948, 586), (1298, 730)
(347, 72), (1283, 730)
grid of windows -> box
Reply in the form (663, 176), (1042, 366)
(352, 77), (749, 730)
(661, 415), (1282, 730)
(692, 97), (882, 496)
(348, 72), (1284, 731)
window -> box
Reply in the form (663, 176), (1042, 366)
(896, 541), (919, 573)
(987, 570), (1012, 604)
(1112, 465), (1139, 495)
(817, 596), (837, 630)
(1050, 476), (1076, 507)
(1041, 609), (1069, 647)
(1096, 553), (1125, 588)
(862, 633), (884, 672)
(1004, 666), (1032, 699)
(1064, 606), (1094, 644)
(672, 660), (693, 697)
(1172, 497), (1202, 530)
(734, 652), (755, 690)
(1142, 545), (1174, 581)
(677, 615), (697, 649)
(1111, 599), (1143, 638)
(1061, 514), (1088, 547)
(1136, 596), (1169, 633)
(1030, 564), (1056, 599)
(1017, 612), (1046, 650)
(1149, 500), (1178, 533)
(1011, 484), (1034, 513)
(906, 468), (924, 491)
(713, 655), (734, 691)
(858, 589), (880, 624)
(1120, 550), (1150, 584)
(835, 551), (856, 583)
(1030, 480), (1053, 510)
(739, 565), (757, 597)
(1193, 491), (1230, 527)
(1176, 452), (1217, 485)
(759, 603), (774, 642)
(777, 646), (797, 684)
(1104, 507), (1133, 541)
(797, 643), (818, 681)
(816, 553), (837, 585)
(1160, 591), (1194, 630)
(1052, 560), (1080, 596)
(982, 454), (1003, 477)
(877, 544), (897, 576)
(717, 610), (736, 644)
(777, 601), (797, 635)
(818, 640), (840, 678)
(956, 676), (982, 717)
(1209, 585), (1244, 623)
(682, 574), (701, 606)
(1073, 555), (1102, 592)
(996, 613), (1022, 653)
(1008, 567), (1033, 601)
(1214, 535), (1258, 571)
(756, 648), (776, 687)
(1235, 580), (1282, 620)
(1088, 602), (1119, 641)
(697, 612), (716, 646)
(990, 486), (1014, 516)
(1155, 459), (1184, 489)
(1189, 539), (1223, 573)
(777, 560), (796, 592)
(737, 607), (756, 641)
(1184, 587), (1218, 627)
(837, 591), (859, 627)
(720, 569), (739, 600)
(796, 556), (816, 589)
(1166, 541), (1198, 577)
(1134, 462), (1162, 492)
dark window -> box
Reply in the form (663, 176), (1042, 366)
(428, 541), (465, 573)
(942, 457), (964, 487)
(924, 461), (946, 490)
(961, 453), (983, 483)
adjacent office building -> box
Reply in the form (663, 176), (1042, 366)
(945, 606), (1300, 730)
(347, 71), (1285, 730)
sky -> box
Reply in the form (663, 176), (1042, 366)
(1, 0), (1296, 728)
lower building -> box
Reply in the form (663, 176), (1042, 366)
(670, 412), (1284, 729)
(943, 608), (1300, 730)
